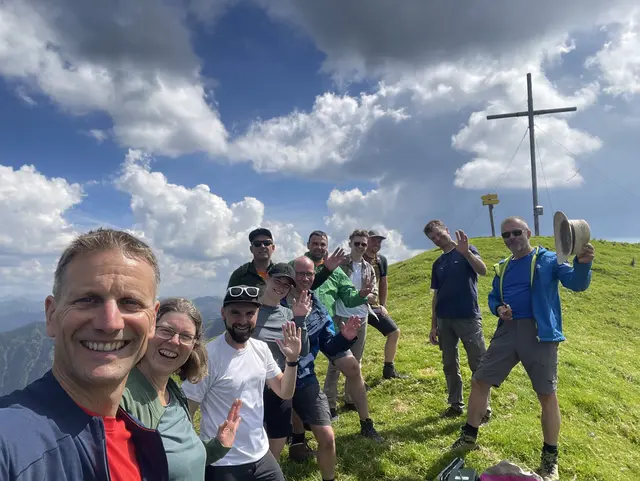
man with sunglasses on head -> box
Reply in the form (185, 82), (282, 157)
(424, 220), (490, 421)
(451, 216), (595, 481)
(228, 228), (347, 291)
(182, 284), (302, 481)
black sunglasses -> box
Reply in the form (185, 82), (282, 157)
(501, 229), (524, 239)
(252, 240), (273, 248)
(353, 242), (368, 247)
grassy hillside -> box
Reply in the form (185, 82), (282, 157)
(276, 237), (640, 481)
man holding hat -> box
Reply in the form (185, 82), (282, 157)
(451, 216), (595, 481)
(182, 284), (302, 481)
(363, 229), (405, 379)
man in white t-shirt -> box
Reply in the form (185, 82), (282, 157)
(182, 285), (302, 481)
(324, 229), (378, 416)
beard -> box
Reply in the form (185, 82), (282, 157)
(226, 324), (254, 344)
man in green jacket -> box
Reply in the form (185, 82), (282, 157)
(305, 230), (374, 317)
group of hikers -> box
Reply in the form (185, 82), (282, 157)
(0, 215), (594, 481)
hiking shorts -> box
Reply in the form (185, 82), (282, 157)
(473, 317), (559, 395)
(368, 309), (398, 336)
(263, 386), (292, 439)
(292, 381), (332, 427)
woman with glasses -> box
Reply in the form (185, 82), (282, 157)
(121, 297), (241, 481)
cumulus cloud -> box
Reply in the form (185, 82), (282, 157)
(258, 0), (633, 80)
(586, 9), (640, 98)
(0, 0), (227, 157)
(115, 150), (307, 296)
(0, 163), (85, 296)
(323, 186), (421, 263)
(230, 91), (408, 174)
(0, 164), (83, 256)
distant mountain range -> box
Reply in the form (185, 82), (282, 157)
(0, 295), (224, 396)
(0, 297), (45, 333)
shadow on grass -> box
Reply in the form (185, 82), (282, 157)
(281, 414), (472, 481)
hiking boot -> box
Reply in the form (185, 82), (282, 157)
(480, 408), (492, 425)
(383, 364), (408, 379)
(360, 418), (384, 442)
(289, 440), (315, 462)
(442, 405), (464, 418)
(330, 408), (339, 422)
(539, 449), (559, 481)
(450, 429), (477, 451)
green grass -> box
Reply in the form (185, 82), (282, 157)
(198, 237), (640, 480)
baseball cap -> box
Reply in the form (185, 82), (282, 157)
(267, 263), (297, 287)
(223, 285), (262, 307)
(249, 227), (273, 243)
(368, 229), (387, 239)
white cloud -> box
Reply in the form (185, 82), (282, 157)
(87, 129), (108, 143)
(0, 0), (227, 157)
(0, 164), (84, 297)
(323, 186), (421, 263)
(230, 91), (408, 174)
(0, 164), (83, 256)
(586, 9), (640, 98)
(115, 150), (307, 296)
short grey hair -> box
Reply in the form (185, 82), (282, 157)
(500, 216), (529, 231)
(53, 228), (160, 297)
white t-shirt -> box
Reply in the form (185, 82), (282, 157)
(181, 335), (281, 467)
(336, 262), (368, 318)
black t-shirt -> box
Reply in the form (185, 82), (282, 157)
(430, 245), (481, 320)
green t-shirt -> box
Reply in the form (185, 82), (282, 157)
(158, 393), (207, 481)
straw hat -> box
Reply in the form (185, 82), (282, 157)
(553, 211), (591, 264)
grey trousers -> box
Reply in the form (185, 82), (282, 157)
(437, 317), (487, 408)
(323, 315), (367, 408)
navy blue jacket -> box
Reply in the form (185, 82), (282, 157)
(0, 370), (168, 481)
(283, 291), (355, 388)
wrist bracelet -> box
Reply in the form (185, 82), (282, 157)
(286, 360), (299, 367)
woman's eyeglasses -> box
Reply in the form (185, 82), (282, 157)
(155, 325), (196, 346)
(501, 229), (523, 239)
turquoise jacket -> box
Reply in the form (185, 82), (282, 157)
(488, 246), (592, 342)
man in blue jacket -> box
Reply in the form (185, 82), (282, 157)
(0, 228), (168, 481)
(451, 216), (594, 481)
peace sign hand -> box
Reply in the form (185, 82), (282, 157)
(216, 399), (242, 448)
(359, 275), (375, 298)
(276, 320), (302, 362)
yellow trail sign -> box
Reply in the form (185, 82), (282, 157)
(481, 193), (498, 201)
(482, 199), (499, 206)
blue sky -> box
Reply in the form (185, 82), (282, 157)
(1, 0), (639, 298)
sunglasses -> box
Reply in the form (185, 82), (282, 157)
(252, 240), (273, 248)
(353, 242), (368, 247)
(501, 229), (524, 239)
(227, 286), (260, 297)
(155, 325), (196, 346)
